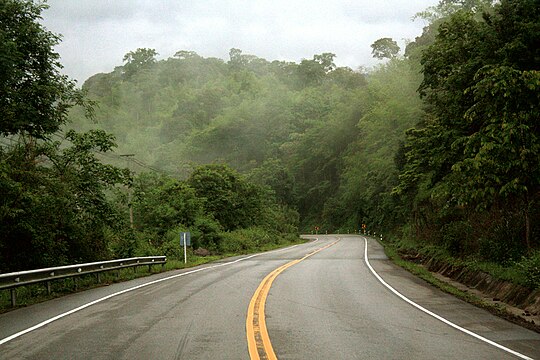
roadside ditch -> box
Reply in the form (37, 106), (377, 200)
(391, 248), (540, 333)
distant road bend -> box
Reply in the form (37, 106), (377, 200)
(1, 236), (539, 359)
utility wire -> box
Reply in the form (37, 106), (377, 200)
(95, 150), (176, 176)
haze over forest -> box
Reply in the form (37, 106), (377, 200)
(40, 0), (437, 83)
(1, 0), (538, 291)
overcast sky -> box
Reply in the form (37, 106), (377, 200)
(41, 0), (438, 84)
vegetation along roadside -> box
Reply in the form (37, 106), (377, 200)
(1, 0), (538, 327)
(380, 236), (540, 333)
(0, 234), (306, 314)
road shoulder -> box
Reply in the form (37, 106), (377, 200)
(366, 236), (540, 359)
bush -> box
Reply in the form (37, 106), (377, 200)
(219, 227), (274, 253)
(133, 231), (160, 257)
(441, 221), (472, 256)
(516, 251), (540, 289)
(157, 227), (189, 260)
(108, 228), (136, 258)
(191, 217), (223, 251)
(477, 215), (527, 263)
(478, 234), (525, 264)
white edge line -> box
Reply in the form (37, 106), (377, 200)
(363, 237), (533, 360)
(1, 242), (305, 347)
(0, 241), (307, 346)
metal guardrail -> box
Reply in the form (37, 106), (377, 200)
(0, 256), (166, 306)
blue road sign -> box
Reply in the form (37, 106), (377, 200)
(180, 232), (191, 247)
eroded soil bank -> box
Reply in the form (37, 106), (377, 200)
(400, 252), (540, 333)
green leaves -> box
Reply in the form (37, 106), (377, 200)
(456, 66), (540, 203)
(187, 164), (266, 231)
(122, 48), (158, 79)
(0, 130), (130, 271)
(132, 172), (204, 238)
(0, 0), (90, 138)
(0, 2), (133, 271)
(396, 0), (540, 253)
(370, 38), (400, 60)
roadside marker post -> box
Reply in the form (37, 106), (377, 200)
(180, 232), (191, 264)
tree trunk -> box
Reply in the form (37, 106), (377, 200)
(524, 193), (531, 254)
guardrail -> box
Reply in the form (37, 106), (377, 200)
(0, 256), (166, 306)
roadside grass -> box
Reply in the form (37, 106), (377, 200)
(0, 235), (306, 314)
(379, 238), (540, 332)
(381, 243), (487, 307)
(386, 236), (533, 288)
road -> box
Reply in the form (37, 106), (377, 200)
(0, 235), (539, 359)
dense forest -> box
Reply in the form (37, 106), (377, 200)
(1, 0), (539, 287)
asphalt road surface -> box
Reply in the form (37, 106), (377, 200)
(1, 235), (539, 359)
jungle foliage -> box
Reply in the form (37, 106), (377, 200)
(0, 0), (298, 272)
(1, 0), (539, 286)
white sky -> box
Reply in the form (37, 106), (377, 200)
(41, 0), (437, 84)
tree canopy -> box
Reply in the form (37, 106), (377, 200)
(370, 38), (400, 59)
(2, 0), (539, 276)
(396, 0), (539, 256)
(0, 0), (90, 138)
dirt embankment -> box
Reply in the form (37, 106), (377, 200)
(401, 252), (540, 332)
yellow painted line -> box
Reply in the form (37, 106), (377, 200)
(246, 239), (340, 360)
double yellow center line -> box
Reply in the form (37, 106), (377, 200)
(246, 239), (340, 360)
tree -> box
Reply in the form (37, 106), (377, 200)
(228, 48), (246, 69)
(122, 48), (158, 79)
(132, 172), (204, 237)
(397, 0), (540, 253)
(297, 53), (336, 87)
(174, 50), (200, 60)
(187, 164), (266, 230)
(370, 38), (400, 59)
(455, 66), (540, 249)
(0, 1), (131, 271)
(0, 129), (130, 271)
(313, 53), (336, 73)
(414, 0), (495, 23)
(247, 158), (298, 206)
(0, 0), (90, 138)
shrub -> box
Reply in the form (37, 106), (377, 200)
(157, 227), (189, 260)
(133, 231), (160, 256)
(517, 251), (540, 289)
(191, 217), (222, 251)
(441, 221), (472, 256)
(219, 227), (271, 253)
(478, 214), (527, 263)
(478, 233), (525, 264)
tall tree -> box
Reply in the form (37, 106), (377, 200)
(187, 164), (266, 231)
(0, 0), (89, 138)
(370, 38), (400, 59)
(0, 1), (130, 271)
(397, 0), (540, 252)
(122, 48), (158, 79)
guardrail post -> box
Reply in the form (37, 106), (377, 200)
(10, 288), (16, 307)
(96, 273), (101, 283)
(47, 281), (51, 295)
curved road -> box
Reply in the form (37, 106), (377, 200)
(0, 236), (539, 359)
